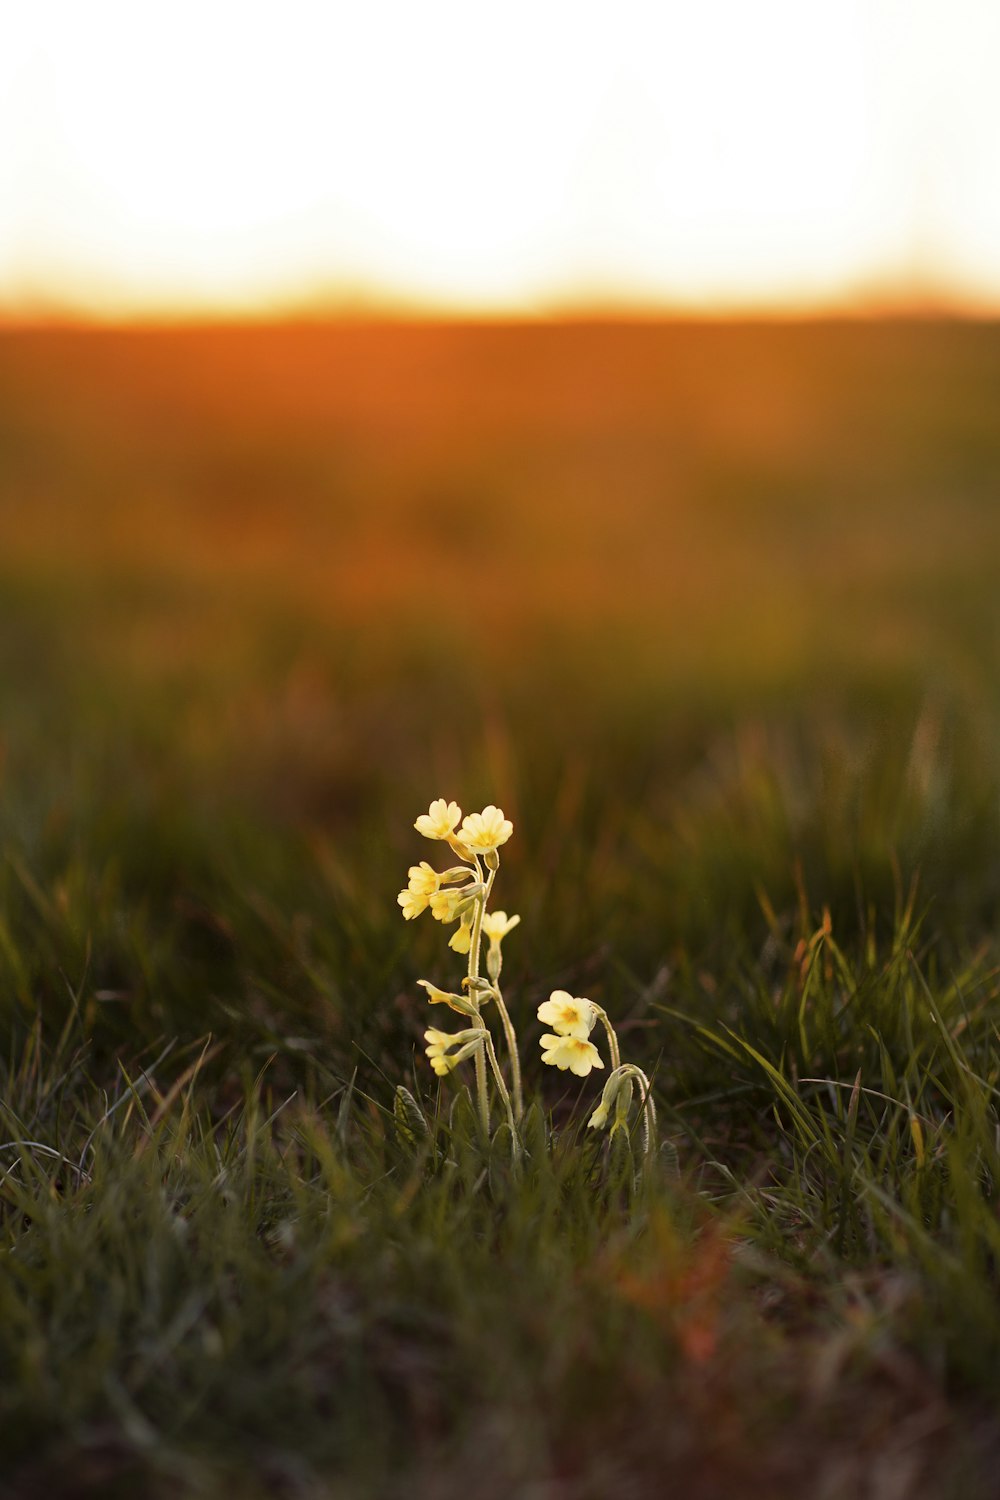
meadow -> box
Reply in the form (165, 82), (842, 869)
(1, 318), (999, 1498)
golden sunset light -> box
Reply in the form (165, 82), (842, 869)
(4, 0), (1000, 316)
(7, 0), (1000, 1491)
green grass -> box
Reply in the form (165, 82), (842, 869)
(2, 320), (1000, 1497)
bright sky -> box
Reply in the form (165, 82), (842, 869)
(4, 0), (1000, 316)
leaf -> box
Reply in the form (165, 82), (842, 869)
(393, 1085), (429, 1150)
(520, 1100), (549, 1160)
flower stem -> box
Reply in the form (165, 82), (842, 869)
(482, 1031), (520, 1157)
(468, 862), (495, 987)
(638, 1071), (657, 1158)
(492, 985), (523, 1120)
(467, 859), (496, 1135)
(473, 1041), (490, 1135)
(591, 1005), (621, 1072)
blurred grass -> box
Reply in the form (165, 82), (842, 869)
(0, 318), (999, 1496)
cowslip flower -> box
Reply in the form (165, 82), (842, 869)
(424, 1028), (460, 1076)
(415, 799), (462, 841)
(587, 1070), (626, 1130)
(407, 862), (440, 897)
(396, 861), (441, 920)
(424, 1026), (482, 1076)
(417, 979), (478, 1017)
(536, 991), (595, 1040)
(429, 885), (480, 924)
(482, 910), (520, 945)
(459, 805), (513, 854)
(397, 888), (425, 921)
(448, 914), (474, 954)
(539, 1032), (604, 1077)
(483, 908), (520, 980)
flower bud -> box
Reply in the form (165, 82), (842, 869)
(448, 916), (473, 954)
(417, 980), (479, 1018)
(587, 1067), (628, 1131)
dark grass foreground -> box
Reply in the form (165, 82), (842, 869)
(1, 321), (1000, 1498)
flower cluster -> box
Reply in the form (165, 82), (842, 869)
(399, 800), (523, 1136)
(424, 1027), (483, 1077)
(397, 798), (656, 1159)
(536, 991), (604, 1077)
(534, 988), (656, 1146)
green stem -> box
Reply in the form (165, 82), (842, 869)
(591, 1005), (621, 1072)
(482, 1031), (520, 1157)
(468, 863), (495, 989)
(492, 986), (523, 1120)
(467, 860), (495, 1135)
(473, 1041), (490, 1135)
(639, 1074), (657, 1158)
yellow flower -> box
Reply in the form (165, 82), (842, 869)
(396, 861), (442, 921)
(587, 1070), (625, 1131)
(397, 888), (427, 921)
(415, 799), (462, 841)
(539, 1033), (604, 1077)
(459, 805), (513, 853)
(417, 980), (478, 1017)
(419, 981), (457, 1006)
(429, 885), (480, 923)
(536, 991), (595, 1039)
(482, 908), (520, 981)
(424, 1027), (459, 1076)
(448, 914), (474, 954)
(429, 888), (460, 922)
(424, 1026), (481, 1076)
(481, 910), (520, 945)
(407, 862), (440, 897)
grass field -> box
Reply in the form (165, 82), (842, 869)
(1, 318), (999, 1498)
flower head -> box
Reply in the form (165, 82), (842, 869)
(396, 861), (442, 921)
(417, 979), (478, 1017)
(483, 908), (520, 980)
(424, 1027), (460, 1076)
(459, 805), (513, 854)
(587, 1069), (627, 1131)
(537, 991), (596, 1040)
(407, 862), (440, 897)
(415, 799), (462, 841)
(397, 888), (426, 921)
(448, 913), (474, 954)
(429, 887), (462, 923)
(539, 1033), (604, 1077)
(481, 909), (520, 945)
(424, 1026), (481, 1076)
(429, 884), (480, 924)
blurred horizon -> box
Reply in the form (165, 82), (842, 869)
(5, 247), (1000, 327)
(5, 298), (1000, 328)
(6, 2), (1000, 321)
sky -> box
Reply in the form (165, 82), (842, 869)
(3, 0), (1000, 317)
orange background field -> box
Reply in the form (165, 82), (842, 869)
(2, 319), (998, 704)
